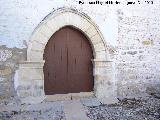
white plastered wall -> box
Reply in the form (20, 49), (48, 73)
(16, 8), (117, 104)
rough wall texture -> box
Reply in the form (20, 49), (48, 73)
(115, 4), (160, 98)
(0, 46), (26, 100)
(0, 0), (160, 101)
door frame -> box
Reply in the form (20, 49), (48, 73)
(16, 8), (117, 104)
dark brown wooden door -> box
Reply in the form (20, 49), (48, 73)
(44, 26), (93, 95)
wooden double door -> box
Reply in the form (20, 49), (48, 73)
(44, 26), (94, 95)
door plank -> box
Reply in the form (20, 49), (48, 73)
(44, 26), (93, 94)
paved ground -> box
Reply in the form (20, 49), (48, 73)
(0, 95), (160, 120)
(86, 96), (160, 120)
(63, 100), (90, 120)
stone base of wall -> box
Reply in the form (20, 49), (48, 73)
(13, 8), (118, 104)
(15, 61), (45, 103)
(93, 60), (118, 104)
(0, 46), (26, 101)
(15, 60), (118, 104)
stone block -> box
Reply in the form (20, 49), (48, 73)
(16, 83), (44, 99)
(68, 13), (83, 28)
(146, 84), (160, 97)
(85, 26), (98, 38)
(94, 75), (113, 84)
(31, 41), (45, 51)
(23, 102), (63, 112)
(80, 97), (101, 107)
(29, 50), (43, 61)
(16, 84), (44, 99)
(17, 90), (32, 98)
(18, 67), (43, 81)
(16, 83), (30, 91)
(56, 14), (67, 24)
(94, 67), (112, 76)
(39, 24), (53, 38)
(16, 85), (31, 91)
(0, 49), (12, 62)
(21, 96), (45, 104)
(19, 61), (44, 68)
(142, 40), (153, 45)
(0, 83), (10, 96)
(95, 51), (107, 60)
(99, 97), (118, 105)
(94, 43), (105, 52)
(0, 66), (12, 76)
(0, 77), (6, 82)
(90, 34), (102, 44)
(46, 19), (60, 33)
(95, 85), (116, 98)
(16, 61), (45, 100)
(93, 60), (112, 67)
(32, 89), (44, 97)
(79, 19), (92, 32)
(33, 80), (44, 88)
(127, 51), (137, 55)
(53, 15), (68, 29)
(45, 94), (71, 101)
(71, 92), (94, 100)
(61, 12), (70, 24)
(31, 31), (49, 45)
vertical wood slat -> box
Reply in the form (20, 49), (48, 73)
(44, 26), (94, 95)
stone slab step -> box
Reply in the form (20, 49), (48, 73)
(45, 92), (94, 102)
(80, 97), (102, 107)
(63, 100), (90, 120)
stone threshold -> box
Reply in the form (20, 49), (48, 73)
(45, 92), (95, 102)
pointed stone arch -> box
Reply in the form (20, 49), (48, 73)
(27, 8), (108, 61)
(16, 8), (117, 104)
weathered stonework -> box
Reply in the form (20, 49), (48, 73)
(27, 8), (108, 61)
(15, 61), (45, 103)
(16, 8), (117, 104)
(0, 46), (26, 100)
(92, 60), (117, 104)
(0, 50), (12, 62)
(0, 0), (160, 105)
(115, 7), (160, 98)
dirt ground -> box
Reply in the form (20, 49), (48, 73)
(0, 95), (160, 120)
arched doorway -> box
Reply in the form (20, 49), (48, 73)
(16, 8), (117, 104)
(43, 26), (94, 94)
